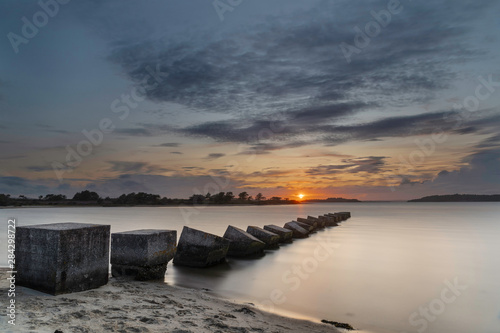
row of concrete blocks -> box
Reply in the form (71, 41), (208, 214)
(14, 224), (178, 295)
(14, 211), (350, 295)
(173, 211), (351, 268)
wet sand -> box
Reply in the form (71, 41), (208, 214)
(0, 269), (339, 333)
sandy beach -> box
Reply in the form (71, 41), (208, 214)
(0, 269), (340, 333)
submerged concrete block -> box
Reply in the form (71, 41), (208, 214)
(297, 217), (319, 229)
(326, 213), (340, 223)
(296, 221), (315, 233)
(246, 226), (280, 249)
(338, 211), (351, 219)
(111, 229), (177, 266)
(111, 263), (167, 281)
(111, 229), (176, 280)
(321, 215), (339, 227)
(15, 222), (110, 295)
(173, 226), (230, 268)
(307, 216), (320, 222)
(329, 213), (343, 222)
(224, 225), (266, 257)
(330, 212), (350, 221)
(263, 225), (293, 243)
(284, 221), (309, 238)
(316, 216), (328, 228)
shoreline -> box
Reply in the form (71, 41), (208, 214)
(0, 269), (340, 333)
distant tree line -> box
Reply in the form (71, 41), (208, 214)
(0, 190), (298, 207)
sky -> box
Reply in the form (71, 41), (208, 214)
(1, 0), (500, 201)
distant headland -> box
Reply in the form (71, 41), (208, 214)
(304, 197), (361, 203)
(408, 194), (500, 202)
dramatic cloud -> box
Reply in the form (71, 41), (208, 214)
(107, 161), (170, 174)
(107, 0), (494, 120)
(307, 156), (387, 175)
(205, 153), (226, 160)
(152, 142), (181, 147)
(395, 148), (500, 196)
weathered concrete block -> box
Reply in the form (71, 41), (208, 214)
(338, 211), (351, 219)
(111, 229), (176, 267)
(316, 216), (328, 227)
(246, 226), (280, 249)
(111, 229), (176, 280)
(111, 263), (167, 281)
(15, 223), (110, 295)
(173, 226), (230, 268)
(296, 221), (315, 233)
(330, 212), (350, 221)
(283, 221), (309, 238)
(263, 225), (293, 243)
(322, 215), (339, 227)
(297, 217), (319, 229)
(329, 213), (343, 222)
(224, 225), (266, 257)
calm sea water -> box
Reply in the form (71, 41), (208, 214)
(1, 202), (499, 333)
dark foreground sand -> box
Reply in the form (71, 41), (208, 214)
(0, 269), (340, 333)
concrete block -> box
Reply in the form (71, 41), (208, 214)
(297, 217), (319, 229)
(338, 211), (351, 219)
(329, 213), (343, 222)
(246, 226), (280, 249)
(322, 215), (339, 227)
(173, 226), (230, 268)
(296, 221), (315, 232)
(111, 229), (176, 280)
(15, 223), (110, 295)
(263, 225), (293, 243)
(316, 216), (328, 227)
(283, 221), (309, 238)
(111, 263), (167, 281)
(111, 229), (176, 266)
(224, 225), (266, 257)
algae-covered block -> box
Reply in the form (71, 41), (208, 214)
(224, 225), (266, 257)
(173, 226), (230, 267)
(297, 217), (319, 229)
(283, 221), (309, 238)
(246, 226), (280, 249)
(263, 225), (293, 243)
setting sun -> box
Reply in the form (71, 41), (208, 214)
(298, 194), (305, 199)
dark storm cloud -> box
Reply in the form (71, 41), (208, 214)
(89, 0), (500, 159)
(106, 0), (494, 119)
(289, 102), (375, 124)
(163, 107), (500, 148)
(178, 120), (286, 143)
(205, 153), (226, 160)
(475, 134), (500, 149)
(319, 111), (458, 144)
(398, 148), (500, 194)
(238, 142), (309, 155)
(107, 161), (169, 174)
(307, 156), (387, 175)
(152, 142), (181, 147)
